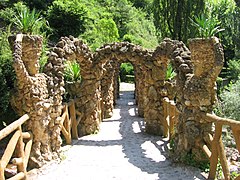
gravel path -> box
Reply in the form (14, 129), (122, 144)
(29, 83), (206, 180)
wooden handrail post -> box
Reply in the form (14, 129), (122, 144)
(16, 126), (27, 180)
(209, 123), (222, 179)
(24, 132), (33, 167)
(0, 114), (31, 180)
(69, 100), (78, 139)
(163, 97), (169, 138)
(169, 101), (176, 140)
(0, 161), (4, 180)
(231, 127), (240, 153)
(65, 105), (71, 145)
(218, 138), (230, 180)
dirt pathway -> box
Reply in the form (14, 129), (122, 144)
(29, 83), (206, 180)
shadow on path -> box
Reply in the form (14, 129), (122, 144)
(75, 90), (206, 180)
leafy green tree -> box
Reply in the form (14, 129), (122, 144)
(4, 0), (54, 11)
(217, 79), (240, 121)
(0, 2), (24, 28)
(47, 0), (88, 41)
(129, 0), (152, 9)
(206, 0), (238, 60)
(82, 18), (119, 50)
(108, 0), (133, 38)
(0, 26), (15, 114)
(119, 62), (134, 82)
(129, 0), (153, 15)
(22, 0), (54, 11)
(153, 0), (205, 42)
(121, 8), (158, 49)
(226, 59), (240, 82)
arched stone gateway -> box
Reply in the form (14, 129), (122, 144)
(9, 35), (224, 167)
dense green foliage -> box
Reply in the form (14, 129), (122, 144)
(119, 63), (134, 82)
(82, 18), (119, 50)
(47, 0), (88, 41)
(153, 0), (205, 42)
(79, 0), (158, 50)
(216, 80), (240, 120)
(0, 25), (17, 128)
(0, 26), (14, 113)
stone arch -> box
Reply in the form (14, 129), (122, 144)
(91, 42), (152, 129)
(45, 36), (224, 160)
(152, 38), (224, 159)
(45, 37), (196, 137)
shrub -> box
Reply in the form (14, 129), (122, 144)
(226, 59), (240, 82)
(166, 64), (176, 81)
(47, 0), (88, 41)
(14, 6), (47, 35)
(119, 63), (134, 82)
(217, 79), (240, 121)
(190, 13), (225, 38)
(64, 60), (81, 82)
(82, 18), (119, 50)
(0, 26), (15, 115)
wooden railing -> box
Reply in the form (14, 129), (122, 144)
(0, 114), (32, 180)
(60, 99), (82, 144)
(0, 99), (81, 180)
(163, 97), (240, 180)
(199, 113), (240, 180)
(163, 97), (179, 139)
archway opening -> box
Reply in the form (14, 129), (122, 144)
(119, 62), (135, 98)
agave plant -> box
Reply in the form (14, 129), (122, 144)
(14, 7), (46, 34)
(64, 61), (81, 82)
(190, 13), (225, 38)
(166, 64), (176, 81)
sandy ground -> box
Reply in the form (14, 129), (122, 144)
(28, 83), (206, 180)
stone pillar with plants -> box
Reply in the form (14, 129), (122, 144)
(8, 7), (62, 167)
(172, 14), (225, 163)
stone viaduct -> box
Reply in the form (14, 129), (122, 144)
(9, 34), (224, 167)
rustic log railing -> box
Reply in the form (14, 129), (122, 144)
(60, 99), (82, 144)
(0, 99), (81, 179)
(199, 113), (240, 180)
(0, 114), (32, 180)
(163, 97), (178, 138)
(163, 97), (240, 180)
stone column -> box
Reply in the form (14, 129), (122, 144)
(173, 37), (224, 161)
(134, 64), (145, 117)
(9, 34), (60, 168)
(143, 57), (167, 135)
(75, 75), (102, 136)
(113, 62), (120, 105)
(101, 61), (115, 118)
